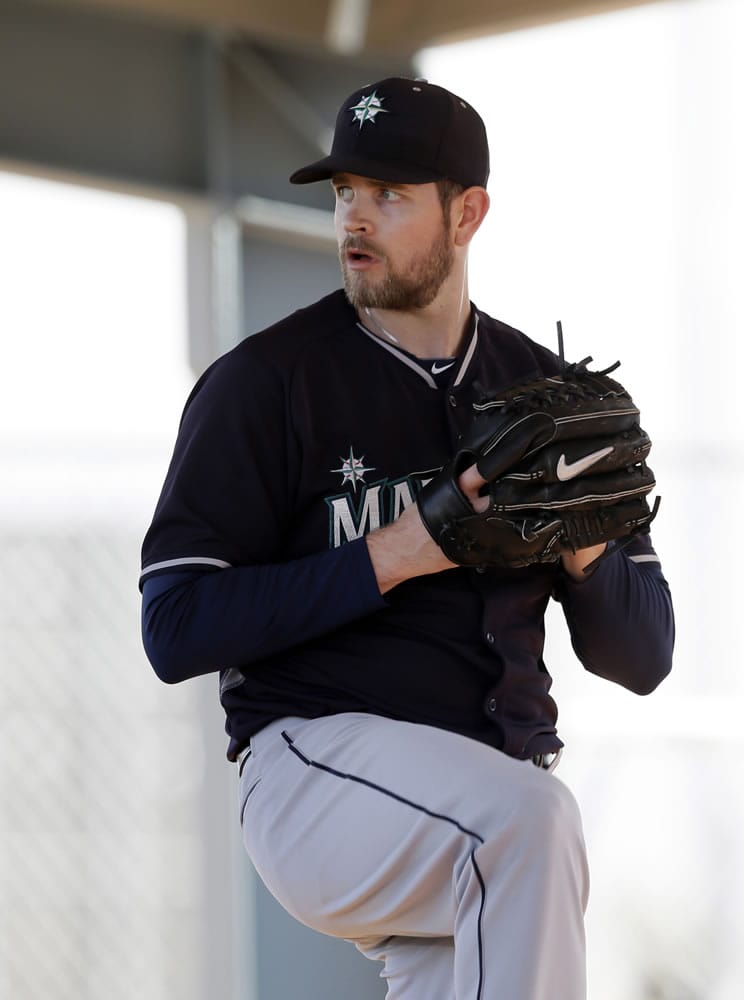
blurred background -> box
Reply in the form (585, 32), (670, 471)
(0, 0), (741, 997)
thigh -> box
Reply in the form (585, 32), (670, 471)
(238, 713), (567, 941)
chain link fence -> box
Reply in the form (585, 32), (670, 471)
(0, 528), (209, 999)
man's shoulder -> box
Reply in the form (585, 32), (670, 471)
(237, 288), (354, 360)
(178, 289), (352, 411)
(193, 289), (354, 386)
(474, 307), (563, 380)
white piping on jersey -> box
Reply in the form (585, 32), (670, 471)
(139, 555), (231, 584)
(356, 323), (438, 388)
(628, 554), (660, 564)
(356, 312), (480, 390)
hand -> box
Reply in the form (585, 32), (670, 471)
(416, 363), (657, 570)
(366, 462), (487, 594)
(561, 543), (608, 581)
(457, 464), (489, 513)
(456, 465), (608, 579)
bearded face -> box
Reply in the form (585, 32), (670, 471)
(339, 210), (455, 312)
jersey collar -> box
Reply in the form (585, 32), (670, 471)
(356, 309), (480, 389)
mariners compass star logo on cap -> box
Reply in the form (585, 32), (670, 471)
(348, 91), (388, 128)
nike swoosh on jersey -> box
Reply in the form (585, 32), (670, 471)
(431, 360), (456, 375)
(556, 446), (614, 481)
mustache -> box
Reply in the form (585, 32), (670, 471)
(340, 237), (386, 260)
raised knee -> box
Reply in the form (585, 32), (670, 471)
(486, 771), (585, 852)
(529, 776), (583, 841)
(476, 774), (589, 902)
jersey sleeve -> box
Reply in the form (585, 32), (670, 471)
(141, 540), (386, 684)
(140, 346), (296, 581)
(140, 342), (389, 682)
(553, 533), (675, 693)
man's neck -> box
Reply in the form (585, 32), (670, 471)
(360, 294), (472, 360)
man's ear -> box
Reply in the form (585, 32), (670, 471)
(453, 187), (490, 247)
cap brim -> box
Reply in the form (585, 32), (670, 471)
(289, 153), (444, 186)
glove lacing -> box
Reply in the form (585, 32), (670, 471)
(474, 359), (624, 417)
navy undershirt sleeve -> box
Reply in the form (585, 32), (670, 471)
(555, 549), (675, 694)
(142, 537), (387, 684)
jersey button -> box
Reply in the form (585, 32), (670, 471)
(487, 697), (498, 713)
(448, 393), (457, 407)
(485, 632), (495, 644)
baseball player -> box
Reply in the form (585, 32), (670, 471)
(140, 78), (674, 999)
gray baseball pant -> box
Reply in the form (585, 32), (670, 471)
(238, 713), (589, 1000)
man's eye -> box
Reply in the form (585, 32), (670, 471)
(335, 186), (352, 200)
(380, 189), (399, 201)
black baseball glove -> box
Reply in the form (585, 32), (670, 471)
(417, 360), (659, 570)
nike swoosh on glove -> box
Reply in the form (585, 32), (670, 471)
(417, 359), (659, 569)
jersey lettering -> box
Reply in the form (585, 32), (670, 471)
(326, 470), (440, 548)
(327, 485), (385, 547)
(390, 480), (414, 520)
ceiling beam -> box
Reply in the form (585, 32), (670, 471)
(41, 0), (660, 54)
(368, 0), (659, 48)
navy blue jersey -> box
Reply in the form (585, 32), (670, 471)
(140, 290), (674, 760)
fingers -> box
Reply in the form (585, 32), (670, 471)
(458, 463), (487, 499)
(458, 463), (488, 513)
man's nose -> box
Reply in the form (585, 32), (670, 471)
(340, 196), (372, 234)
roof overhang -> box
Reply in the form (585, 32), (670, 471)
(42, 0), (660, 54)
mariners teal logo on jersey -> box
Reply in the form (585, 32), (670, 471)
(348, 91), (388, 128)
(326, 464), (439, 548)
(331, 448), (375, 491)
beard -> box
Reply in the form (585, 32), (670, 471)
(340, 219), (455, 311)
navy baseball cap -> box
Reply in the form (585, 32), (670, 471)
(289, 77), (489, 189)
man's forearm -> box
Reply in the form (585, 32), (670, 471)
(559, 545), (674, 694)
(141, 539), (386, 683)
(365, 503), (455, 594)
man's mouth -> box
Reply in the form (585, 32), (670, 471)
(343, 244), (383, 270)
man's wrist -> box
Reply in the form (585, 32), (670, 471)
(560, 543), (608, 582)
(365, 504), (454, 594)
